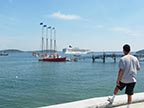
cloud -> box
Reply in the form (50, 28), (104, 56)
(111, 27), (144, 36)
(50, 12), (81, 20)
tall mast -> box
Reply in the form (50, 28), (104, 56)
(46, 26), (48, 53)
(40, 22), (47, 54)
(50, 27), (52, 54)
(46, 26), (51, 53)
(53, 27), (56, 52)
(40, 23), (44, 54)
(43, 25), (47, 53)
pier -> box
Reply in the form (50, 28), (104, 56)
(71, 52), (144, 63)
(92, 53), (123, 63)
(92, 53), (144, 63)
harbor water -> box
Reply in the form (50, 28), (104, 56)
(0, 52), (143, 108)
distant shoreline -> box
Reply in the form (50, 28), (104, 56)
(1, 49), (144, 54)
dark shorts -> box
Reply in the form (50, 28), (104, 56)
(117, 81), (136, 95)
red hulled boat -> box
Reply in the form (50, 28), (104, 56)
(38, 53), (66, 62)
(33, 23), (66, 62)
(39, 57), (66, 62)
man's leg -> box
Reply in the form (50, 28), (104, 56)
(108, 86), (119, 103)
(126, 95), (132, 108)
(125, 83), (136, 108)
(114, 86), (119, 95)
(128, 95), (132, 104)
(126, 83), (136, 104)
(108, 82), (125, 103)
(111, 86), (119, 102)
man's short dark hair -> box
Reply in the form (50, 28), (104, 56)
(123, 44), (130, 52)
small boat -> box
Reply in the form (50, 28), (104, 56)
(0, 51), (8, 56)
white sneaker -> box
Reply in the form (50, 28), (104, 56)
(107, 96), (114, 104)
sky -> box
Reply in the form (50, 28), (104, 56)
(0, 0), (144, 52)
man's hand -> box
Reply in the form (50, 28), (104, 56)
(116, 80), (120, 86)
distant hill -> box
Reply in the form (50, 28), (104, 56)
(0, 49), (57, 53)
(0, 49), (23, 53)
(136, 49), (144, 54)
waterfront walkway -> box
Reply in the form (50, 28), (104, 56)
(114, 102), (144, 108)
(39, 92), (144, 108)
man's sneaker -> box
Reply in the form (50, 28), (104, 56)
(107, 96), (114, 104)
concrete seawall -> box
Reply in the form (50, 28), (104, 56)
(39, 92), (144, 108)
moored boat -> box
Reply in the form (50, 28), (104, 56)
(39, 57), (66, 62)
(33, 23), (66, 62)
(33, 52), (66, 62)
(0, 51), (8, 56)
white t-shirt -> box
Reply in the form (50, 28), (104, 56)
(119, 54), (140, 83)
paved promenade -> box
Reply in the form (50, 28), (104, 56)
(114, 102), (144, 108)
(39, 92), (144, 108)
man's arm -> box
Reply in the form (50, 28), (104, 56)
(116, 68), (123, 86)
(137, 67), (140, 71)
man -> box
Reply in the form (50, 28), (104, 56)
(108, 44), (140, 108)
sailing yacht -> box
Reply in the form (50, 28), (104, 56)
(33, 23), (66, 62)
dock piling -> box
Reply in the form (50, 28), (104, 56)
(92, 53), (122, 63)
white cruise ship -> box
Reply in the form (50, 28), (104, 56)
(62, 45), (90, 55)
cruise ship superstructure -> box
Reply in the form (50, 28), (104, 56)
(62, 45), (90, 55)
